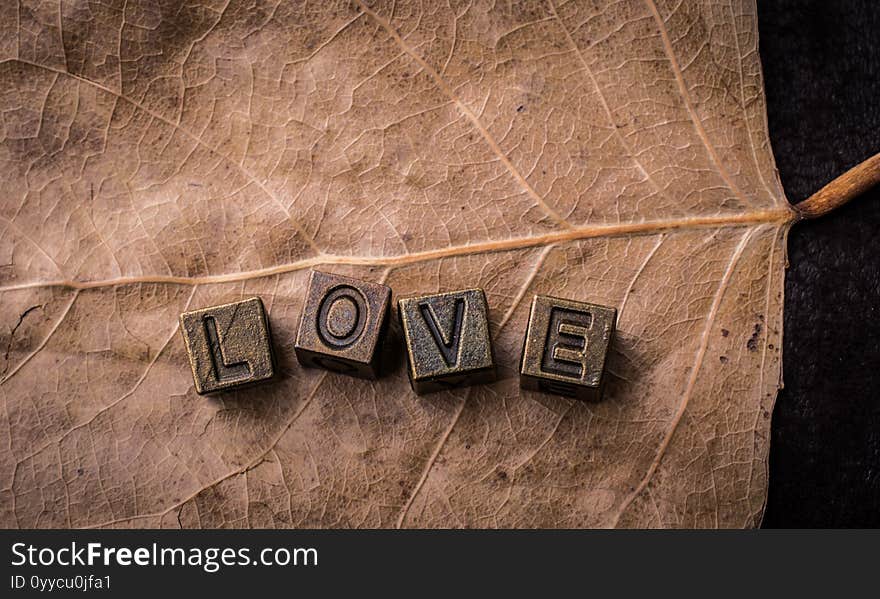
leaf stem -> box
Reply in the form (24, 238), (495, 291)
(794, 151), (880, 218)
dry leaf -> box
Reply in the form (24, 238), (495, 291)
(0, 0), (797, 528)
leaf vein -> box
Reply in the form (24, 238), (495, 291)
(609, 226), (754, 527)
(353, 0), (573, 229)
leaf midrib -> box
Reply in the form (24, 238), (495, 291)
(3, 209), (793, 292)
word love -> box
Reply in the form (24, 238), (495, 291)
(179, 270), (617, 400)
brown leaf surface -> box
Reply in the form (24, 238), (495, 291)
(0, 0), (797, 528)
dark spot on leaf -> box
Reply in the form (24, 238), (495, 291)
(719, 355), (728, 364)
(747, 323), (762, 352)
(721, 328), (729, 337)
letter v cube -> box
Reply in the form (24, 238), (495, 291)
(398, 288), (497, 394)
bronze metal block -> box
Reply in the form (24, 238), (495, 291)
(398, 288), (497, 394)
(294, 270), (391, 379)
(179, 297), (275, 394)
(519, 295), (616, 401)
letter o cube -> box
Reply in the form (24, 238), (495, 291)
(294, 270), (391, 379)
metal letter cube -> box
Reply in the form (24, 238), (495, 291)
(294, 270), (391, 379)
(398, 288), (497, 394)
(519, 295), (616, 401)
(179, 297), (275, 394)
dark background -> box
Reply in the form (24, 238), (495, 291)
(758, 1), (880, 527)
